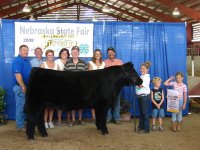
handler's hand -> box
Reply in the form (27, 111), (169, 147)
(182, 104), (186, 110)
(21, 86), (26, 93)
(170, 76), (174, 80)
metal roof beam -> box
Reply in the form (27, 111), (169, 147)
(27, 3), (75, 19)
(0, 0), (16, 7)
(155, 0), (200, 21)
(0, 0), (43, 17)
(0, 0), (42, 17)
(7, 0), (70, 19)
(34, 2), (126, 21)
(118, 0), (180, 22)
(90, 0), (149, 22)
(80, 3), (130, 21)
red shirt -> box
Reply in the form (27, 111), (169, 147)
(104, 58), (123, 68)
(168, 82), (187, 98)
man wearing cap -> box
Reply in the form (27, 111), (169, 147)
(104, 47), (123, 124)
(12, 45), (32, 131)
(64, 46), (88, 126)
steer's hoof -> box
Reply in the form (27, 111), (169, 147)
(101, 131), (109, 135)
(40, 132), (48, 137)
(28, 138), (34, 141)
(41, 133), (48, 137)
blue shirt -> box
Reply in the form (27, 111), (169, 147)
(30, 57), (45, 67)
(12, 55), (32, 86)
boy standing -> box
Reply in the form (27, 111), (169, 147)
(151, 77), (165, 131)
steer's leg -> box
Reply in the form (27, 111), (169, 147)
(37, 109), (48, 137)
(101, 107), (109, 135)
(26, 114), (36, 140)
(95, 108), (100, 130)
(98, 106), (109, 135)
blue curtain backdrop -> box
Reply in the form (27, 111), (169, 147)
(0, 19), (187, 120)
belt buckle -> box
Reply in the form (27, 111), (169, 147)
(138, 94), (143, 98)
(138, 94), (147, 97)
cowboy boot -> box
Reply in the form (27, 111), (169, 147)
(172, 121), (177, 132)
(177, 121), (182, 131)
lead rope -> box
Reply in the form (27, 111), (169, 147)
(133, 79), (137, 132)
(121, 65), (137, 132)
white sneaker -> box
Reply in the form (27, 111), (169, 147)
(159, 125), (164, 131)
(45, 122), (49, 129)
(152, 125), (156, 131)
(48, 122), (54, 129)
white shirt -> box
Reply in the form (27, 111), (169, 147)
(136, 74), (150, 95)
(43, 62), (59, 70)
(55, 59), (65, 71)
(89, 61), (105, 70)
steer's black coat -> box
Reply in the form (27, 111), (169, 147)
(25, 62), (142, 140)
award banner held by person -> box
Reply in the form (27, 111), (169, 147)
(167, 89), (179, 113)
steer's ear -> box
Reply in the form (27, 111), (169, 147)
(124, 62), (134, 68)
(128, 62), (134, 68)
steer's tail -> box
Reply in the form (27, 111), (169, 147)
(23, 68), (36, 114)
(24, 82), (30, 114)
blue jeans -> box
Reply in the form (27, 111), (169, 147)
(152, 108), (165, 118)
(138, 95), (150, 131)
(13, 85), (26, 129)
(172, 99), (183, 122)
(107, 94), (120, 121)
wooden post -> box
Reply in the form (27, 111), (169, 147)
(77, 2), (80, 21)
(191, 56), (194, 77)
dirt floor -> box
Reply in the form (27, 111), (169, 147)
(0, 112), (200, 150)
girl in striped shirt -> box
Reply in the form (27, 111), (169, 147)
(164, 72), (187, 132)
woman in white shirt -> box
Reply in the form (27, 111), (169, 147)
(41, 50), (59, 129)
(55, 48), (70, 71)
(54, 48), (70, 125)
(88, 49), (105, 70)
(88, 49), (105, 123)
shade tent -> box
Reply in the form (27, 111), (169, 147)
(0, 19), (188, 120)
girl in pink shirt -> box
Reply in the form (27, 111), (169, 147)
(164, 72), (187, 132)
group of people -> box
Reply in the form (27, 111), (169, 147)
(12, 45), (122, 131)
(136, 62), (187, 134)
(12, 44), (187, 134)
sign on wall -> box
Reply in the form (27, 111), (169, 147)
(192, 23), (200, 42)
(15, 22), (94, 57)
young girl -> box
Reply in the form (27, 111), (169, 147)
(136, 61), (151, 134)
(164, 72), (187, 132)
(151, 77), (164, 131)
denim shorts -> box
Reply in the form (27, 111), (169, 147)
(152, 109), (165, 118)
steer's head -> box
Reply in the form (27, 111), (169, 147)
(121, 62), (143, 86)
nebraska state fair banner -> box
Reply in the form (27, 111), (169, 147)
(15, 22), (94, 57)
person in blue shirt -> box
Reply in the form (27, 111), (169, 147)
(12, 45), (32, 131)
(30, 47), (44, 67)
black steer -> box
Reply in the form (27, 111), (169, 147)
(25, 62), (142, 140)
